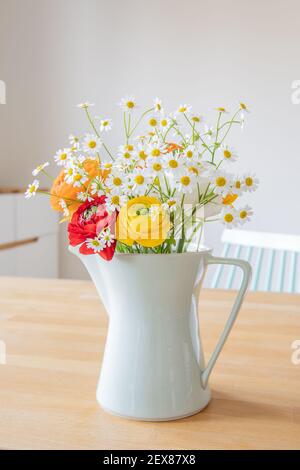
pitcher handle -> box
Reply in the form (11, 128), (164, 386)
(200, 254), (252, 389)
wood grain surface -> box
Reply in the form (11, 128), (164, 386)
(0, 277), (299, 450)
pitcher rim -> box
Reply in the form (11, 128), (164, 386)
(69, 244), (212, 257)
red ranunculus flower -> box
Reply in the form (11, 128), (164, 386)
(68, 196), (117, 261)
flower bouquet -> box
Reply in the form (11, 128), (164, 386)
(25, 97), (256, 420)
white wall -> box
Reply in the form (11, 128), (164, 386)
(0, 0), (299, 279)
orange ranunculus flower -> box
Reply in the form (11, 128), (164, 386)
(164, 142), (183, 153)
(222, 193), (238, 206)
(50, 159), (108, 217)
(116, 196), (171, 248)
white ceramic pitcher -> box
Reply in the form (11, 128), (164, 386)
(70, 246), (251, 421)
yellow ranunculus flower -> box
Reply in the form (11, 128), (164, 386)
(116, 196), (171, 248)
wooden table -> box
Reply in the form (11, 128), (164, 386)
(0, 277), (300, 450)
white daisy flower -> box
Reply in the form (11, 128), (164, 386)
(176, 172), (196, 194)
(239, 102), (249, 114)
(186, 164), (201, 177)
(128, 169), (149, 195)
(117, 144), (135, 164)
(82, 134), (102, 155)
(64, 165), (88, 187)
(222, 145), (238, 163)
(100, 162), (113, 172)
(72, 172), (88, 188)
(119, 95), (137, 112)
(32, 161), (49, 176)
(222, 207), (238, 228)
(175, 104), (192, 115)
(159, 116), (171, 129)
(133, 143), (148, 164)
(231, 177), (243, 196)
(77, 102), (94, 109)
(86, 236), (106, 253)
(163, 153), (182, 174)
(163, 198), (178, 213)
(99, 118), (113, 132)
(25, 179), (39, 199)
(69, 134), (80, 146)
(54, 148), (72, 166)
(237, 205), (253, 225)
(106, 194), (127, 213)
(148, 116), (159, 127)
(190, 114), (204, 125)
(147, 142), (164, 159)
(153, 97), (164, 114)
(216, 107), (228, 113)
(77, 192), (94, 202)
(64, 166), (76, 185)
(59, 199), (70, 217)
(148, 159), (164, 176)
(211, 171), (232, 195)
(106, 171), (127, 195)
(99, 227), (115, 247)
(183, 145), (198, 162)
(242, 174), (259, 193)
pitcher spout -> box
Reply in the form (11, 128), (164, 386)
(68, 246), (111, 315)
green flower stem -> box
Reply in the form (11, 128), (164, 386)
(37, 190), (78, 203)
(41, 169), (55, 181)
(211, 112), (222, 163)
(128, 108), (153, 137)
(183, 114), (213, 156)
(85, 108), (114, 161)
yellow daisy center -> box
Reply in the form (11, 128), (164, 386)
(111, 195), (120, 205)
(192, 116), (200, 122)
(169, 159), (178, 168)
(217, 107), (226, 112)
(181, 176), (191, 186)
(186, 150), (193, 158)
(153, 163), (162, 171)
(223, 150), (232, 159)
(216, 176), (226, 187)
(113, 177), (122, 186)
(88, 141), (97, 149)
(151, 148), (161, 157)
(139, 150), (147, 160)
(60, 153), (67, 160)
(245, 177), (253, 187)
(235, 181), (241, 189)
(224, 213), (234, 223)
(135, 175), (145, 185)
(29, 186), (36, 193)
(123, 152), (131, 159)
(67, 168), (73, 175)
(168, 200), (176, 207)
(240, 102), (247, 110)
(149, 118), (158, 127)
(92, 239), (100, 247)
(74, 174), (82, 182)
(240, 210), (247, 219)
(179, 106), (187, 113)
(126, 144), (134, 151)
(189, 166), (199, 175)
(127, 101), (135, 109)
(161, 119), (168, 127)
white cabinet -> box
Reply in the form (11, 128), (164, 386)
(0, 192), (58, 278)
